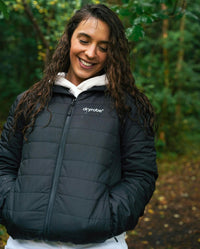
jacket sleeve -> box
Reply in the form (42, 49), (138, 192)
(0, 95), (24, 210)
(109, 101), (158, 235)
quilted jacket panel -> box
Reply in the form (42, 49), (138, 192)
(0, 86), (157, 244)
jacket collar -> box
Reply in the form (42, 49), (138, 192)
(52, 85), (106, 95)
(53, 72), (108, 98)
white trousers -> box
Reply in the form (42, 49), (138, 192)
(5, 233), (128, 249)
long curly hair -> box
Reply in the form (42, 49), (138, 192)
(13, 4), (156, 136)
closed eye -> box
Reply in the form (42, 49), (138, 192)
(80, 39), (88, 44)
(99, 46), (108, 53)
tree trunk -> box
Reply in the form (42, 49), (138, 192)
(21, 0), (50, 65)
(174, 2), (186, 126)
(162, 3), (169, 88)
(159, 3), (170, 145)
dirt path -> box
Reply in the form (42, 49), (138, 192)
(126, 156), (200, 249)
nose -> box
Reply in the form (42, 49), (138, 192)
(85, 44), (97, 59)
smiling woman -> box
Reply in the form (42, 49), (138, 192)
(0, 3), (157, 249)
(67, 17), (110, 85)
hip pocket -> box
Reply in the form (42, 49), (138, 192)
(2, 183), (15, 222)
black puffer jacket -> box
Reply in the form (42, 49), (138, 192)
(0, 85), (157, 244)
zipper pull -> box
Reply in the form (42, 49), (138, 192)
(111, 232), (118, 242)
(67, 98), (76, 116)
(113, 235), (118, 242)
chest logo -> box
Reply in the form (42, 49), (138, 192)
(83, 107), (104, 113)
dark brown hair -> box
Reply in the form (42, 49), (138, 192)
(13, 4), (155, 136)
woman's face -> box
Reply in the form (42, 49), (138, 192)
(67, 17), (110, 85)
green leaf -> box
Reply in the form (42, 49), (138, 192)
(122, 0), (129, 3)
(136, 5), (144, 15)
(134, 15), (154, 25)
(126, 25), (145, 42)
(118, 8), (131, 17)
(185, 11), (199, 21)
(0, 0), (9, 19)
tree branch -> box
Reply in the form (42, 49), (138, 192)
(171, 0), (179, 16)
(21, 0), (50, 64)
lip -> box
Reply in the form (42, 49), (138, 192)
(78, 57), (96, 69)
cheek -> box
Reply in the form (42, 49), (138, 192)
(70, 47), (76, 59)
(100, 54), (108, 66)
(70, 40), (80, 58)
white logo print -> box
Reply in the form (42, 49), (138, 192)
(83, 107), (104, 113)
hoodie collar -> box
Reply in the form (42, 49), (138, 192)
(54, 72), (108, 98)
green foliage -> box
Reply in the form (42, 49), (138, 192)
(0, 0), (9, 19)
(0, 224), (8, 248)
(109, 0), (200, 153)
(0, 0), (78, 119)
(110, 0), (184, 42)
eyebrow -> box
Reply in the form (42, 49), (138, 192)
(77, 32), (109, 44)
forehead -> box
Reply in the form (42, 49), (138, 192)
(73, 17), (110, 41)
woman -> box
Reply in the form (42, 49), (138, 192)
(0, 4), (157, 249)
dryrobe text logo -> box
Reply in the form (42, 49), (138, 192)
(83, 107), (104, 113)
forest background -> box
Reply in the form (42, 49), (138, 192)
(0, 0), (199, 248)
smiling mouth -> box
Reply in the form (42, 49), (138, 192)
(79, 58), (96, 67)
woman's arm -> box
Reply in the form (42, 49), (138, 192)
(109, 101), (158, 235)
(0, 95), (24, 209)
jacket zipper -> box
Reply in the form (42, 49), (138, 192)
(43, 98), (76, 238)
